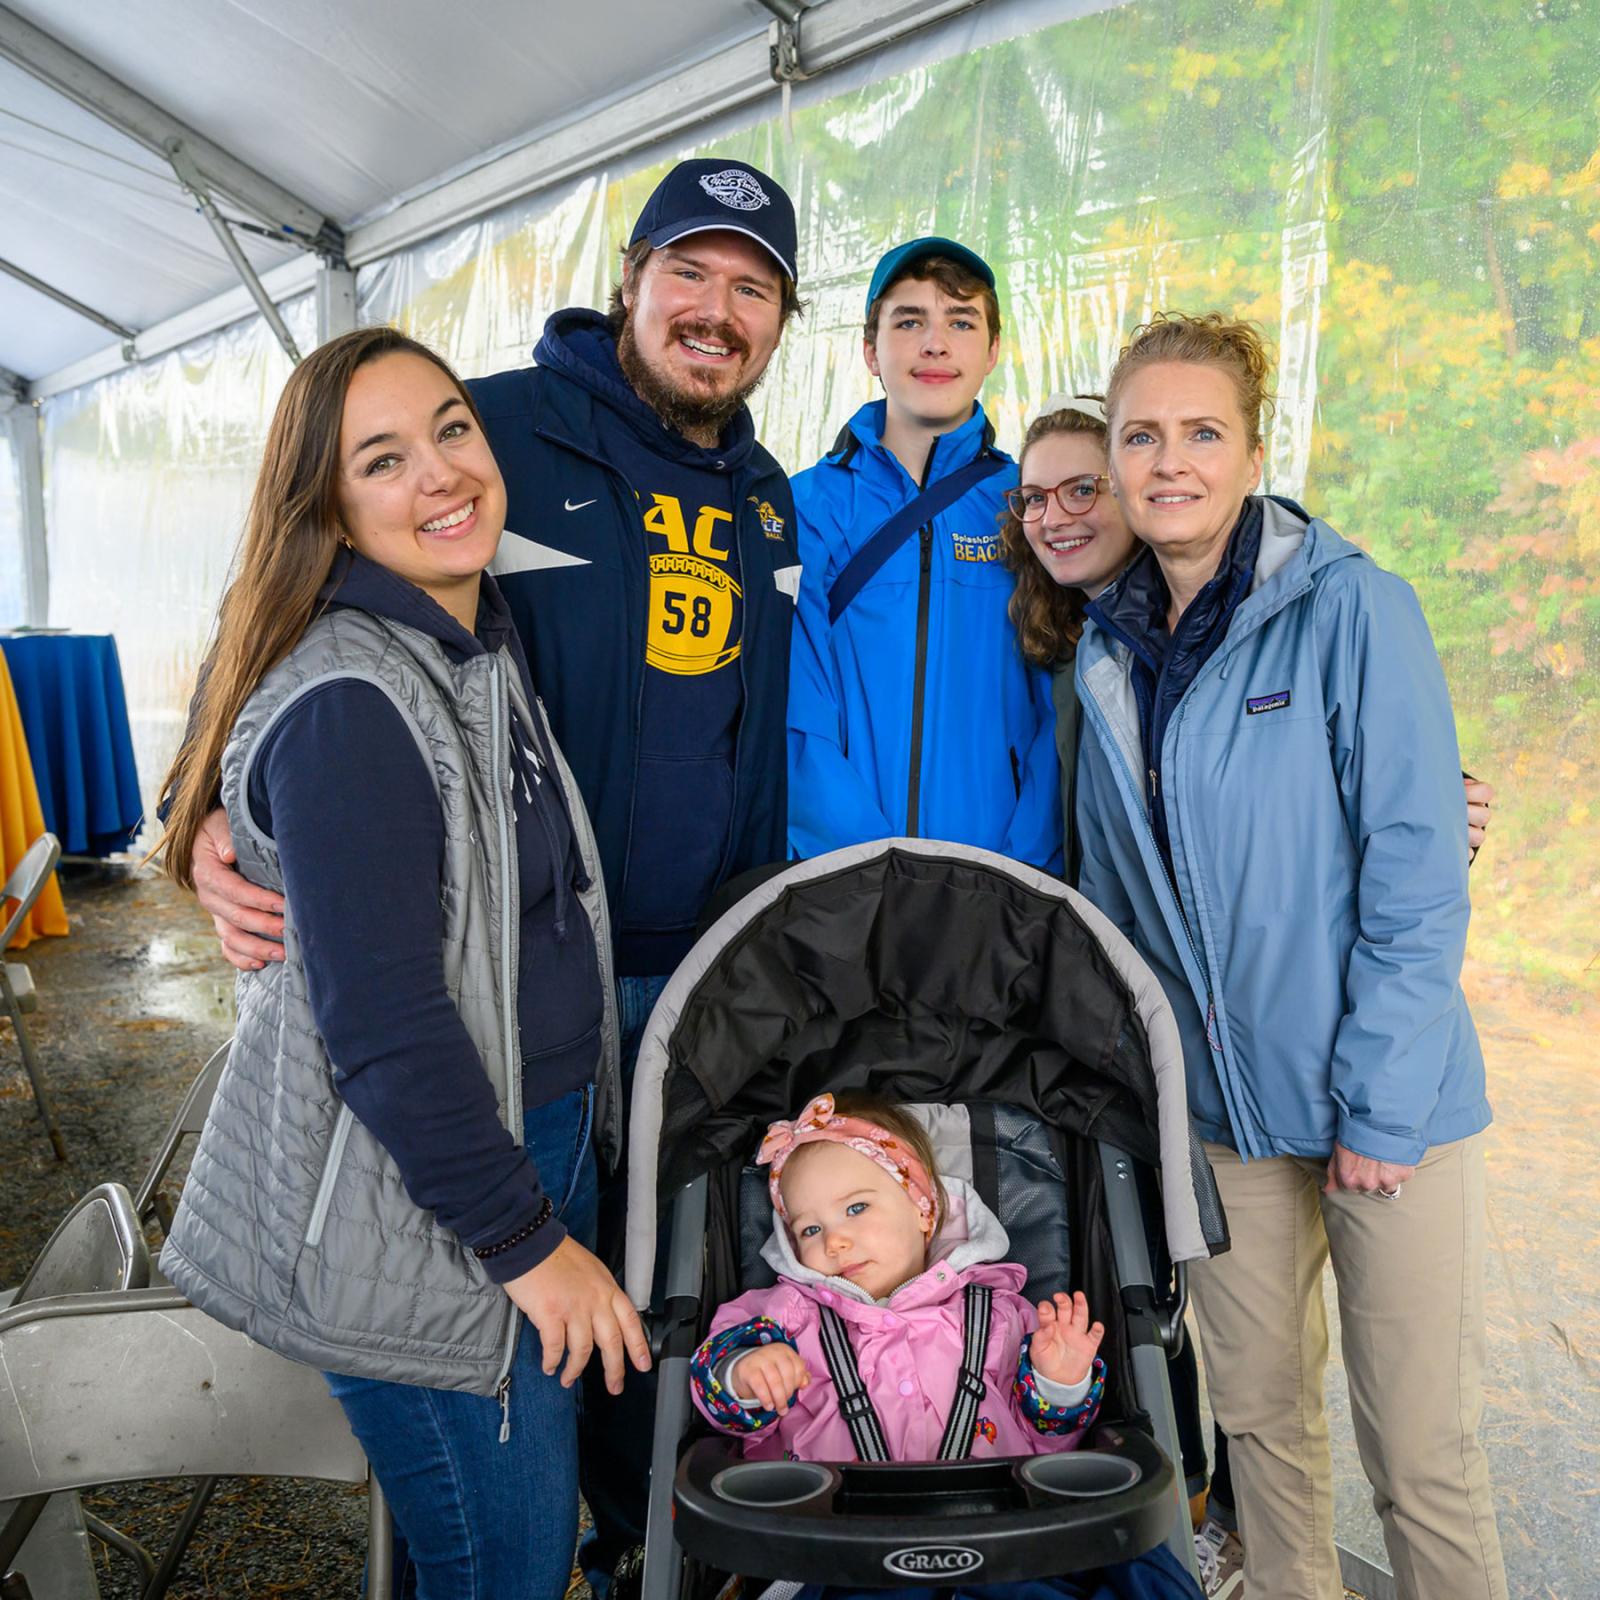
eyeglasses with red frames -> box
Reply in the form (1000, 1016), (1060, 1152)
(1003, 474), (1110, 521)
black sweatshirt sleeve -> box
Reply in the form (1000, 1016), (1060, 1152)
(249, 679), (565, 1281)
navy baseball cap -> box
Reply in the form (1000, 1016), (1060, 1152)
(630, 158), (798, 282)
(865, 236), (996, 317)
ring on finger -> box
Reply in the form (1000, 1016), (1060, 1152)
(1376, 1185), (1402, 1200)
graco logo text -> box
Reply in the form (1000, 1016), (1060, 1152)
(883, 1546), (984, 1580)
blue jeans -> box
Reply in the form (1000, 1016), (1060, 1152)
(579, 973), (670, 1595)
(327, 1086), (597, 1600)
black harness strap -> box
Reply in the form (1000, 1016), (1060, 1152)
(816, 1284), (993, 1464)
(817, 1305), (892, 1462)
(936, 1283), (993, 1462)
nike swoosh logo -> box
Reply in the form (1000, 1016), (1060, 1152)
(564, 497), (597, 512)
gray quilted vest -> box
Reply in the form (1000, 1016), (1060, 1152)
(161, 607), (618, 1396)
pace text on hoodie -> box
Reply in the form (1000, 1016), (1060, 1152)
(788, 398), (1062, 870)
(469, 311), (800, 976)
(246, 554), (602, 1280)
(690, 1179), (1104, 1462)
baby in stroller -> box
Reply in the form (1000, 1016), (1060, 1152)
(689, 1091), (1201, 1600)
(692, 1092), (1107, 1459)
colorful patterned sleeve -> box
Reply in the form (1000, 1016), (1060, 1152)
(690, 1316), (798, 1435)
(1013, 1336), (1106, 1437)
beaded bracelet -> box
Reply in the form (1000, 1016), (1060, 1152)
(472, 1195), (555, 1260)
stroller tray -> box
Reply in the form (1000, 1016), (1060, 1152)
(674, 1424), (1175, 1586)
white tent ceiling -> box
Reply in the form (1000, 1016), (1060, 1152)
(0, 0), (804, 382)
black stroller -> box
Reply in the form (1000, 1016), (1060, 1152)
(623, 842), (1227, 1600)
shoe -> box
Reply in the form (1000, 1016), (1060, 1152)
(607, 1545), (646, 1600)
(1194, 1518), (1245, 1598)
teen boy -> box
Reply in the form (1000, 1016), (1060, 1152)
(786, 237), (1060, 869)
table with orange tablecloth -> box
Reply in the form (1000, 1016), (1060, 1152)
(0, 645), (68, 949)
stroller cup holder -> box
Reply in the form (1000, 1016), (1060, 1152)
(1017, 1451), (1143, 1497)
(676, 1422), (1174, 1586)
(711, 1461), (837, 1508)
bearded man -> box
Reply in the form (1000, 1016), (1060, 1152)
(473, 157), (801, 997)
(186, 157), (803, 1594)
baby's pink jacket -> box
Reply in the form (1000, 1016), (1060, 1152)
(690, 1179), (1104, 1462)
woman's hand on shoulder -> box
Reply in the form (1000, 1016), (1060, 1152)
(503, 1236), (652, 1395)
(1323, 1143), (1415, 1197)
(1464, 777), (1494, 856)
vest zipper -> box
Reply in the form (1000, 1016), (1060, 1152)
(904, 434), (941, 836)
(488, 655), (524, 1436)
(535, 693), (621, 1175)
(304, 1102), (355, 1248)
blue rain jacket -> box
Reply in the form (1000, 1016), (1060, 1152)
(1074, 498), (1490, 1166)
(788, 400), (1061, 870)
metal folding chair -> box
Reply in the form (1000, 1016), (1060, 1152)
(0, 1182), (152, 1598)
(132, 1039), (230, 1237)
(0, 1055), (393, 1599)
(0, 833), (66, 1161)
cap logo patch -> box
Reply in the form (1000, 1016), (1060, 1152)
(698, 168), (770, 212)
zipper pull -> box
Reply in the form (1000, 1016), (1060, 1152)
(1148, 766), (1159, 810)
(1205, 999), (1221, 1053)
(920, 528), (933, 572)
(497, 1375), (512, 1444)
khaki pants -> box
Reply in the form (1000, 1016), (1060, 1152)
(1189, 1135), (1506, 1600)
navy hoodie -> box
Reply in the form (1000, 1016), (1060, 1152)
(246, 554), (603, 1281)
(469, 311), (799, 975)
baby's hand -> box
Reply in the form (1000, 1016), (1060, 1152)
(731, 1342), (811, 1415)
(1031, 1291), (1105, 1389)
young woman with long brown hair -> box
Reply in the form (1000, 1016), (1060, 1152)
(157, 325), (648, 1600)
(999, 397), (1140, 884)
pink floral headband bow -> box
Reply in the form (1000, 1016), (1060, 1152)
(756, 1093), (939, 1230)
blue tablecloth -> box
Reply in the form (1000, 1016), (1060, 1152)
(0, 634), (144, 856)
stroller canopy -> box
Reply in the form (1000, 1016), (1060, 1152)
(625, 840), (1224, 1306)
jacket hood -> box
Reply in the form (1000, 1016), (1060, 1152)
(759, 1176), (1022, 1309)
(533, 306), (757, 472)
(321, 550), (516, 663)
(836, 397), (1001, 482)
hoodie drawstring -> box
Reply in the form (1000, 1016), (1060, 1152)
(508, 699), (575, 943)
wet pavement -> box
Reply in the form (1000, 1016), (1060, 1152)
(0, 865), (368, 1598)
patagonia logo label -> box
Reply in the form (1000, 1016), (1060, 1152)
(1246, 690), (1291, 715)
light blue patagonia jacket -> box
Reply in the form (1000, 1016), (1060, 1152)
(1074, 497), (1490, 1166)
(788, 399), (1061, 870)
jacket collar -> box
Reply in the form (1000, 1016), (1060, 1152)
(531, 307), (757, 472)
(1079, 497), (1364, 675)
(758, 1177), (1021, 1312)
(320, 550), (516, 663)
(832, 397), (1004, 484)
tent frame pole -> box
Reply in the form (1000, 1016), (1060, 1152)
(0, 379), (49, 627)
(0, 257), (138, 359)
(0, 3), (342, 257)
(167, 142), (302, 365)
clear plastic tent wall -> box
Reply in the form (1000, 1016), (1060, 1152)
(40, 296), (312, 816)
(38, 0), (1599, 1589)
(0, 416), (23, 628)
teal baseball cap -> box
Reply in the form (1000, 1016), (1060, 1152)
(864, 236), (996, 317)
